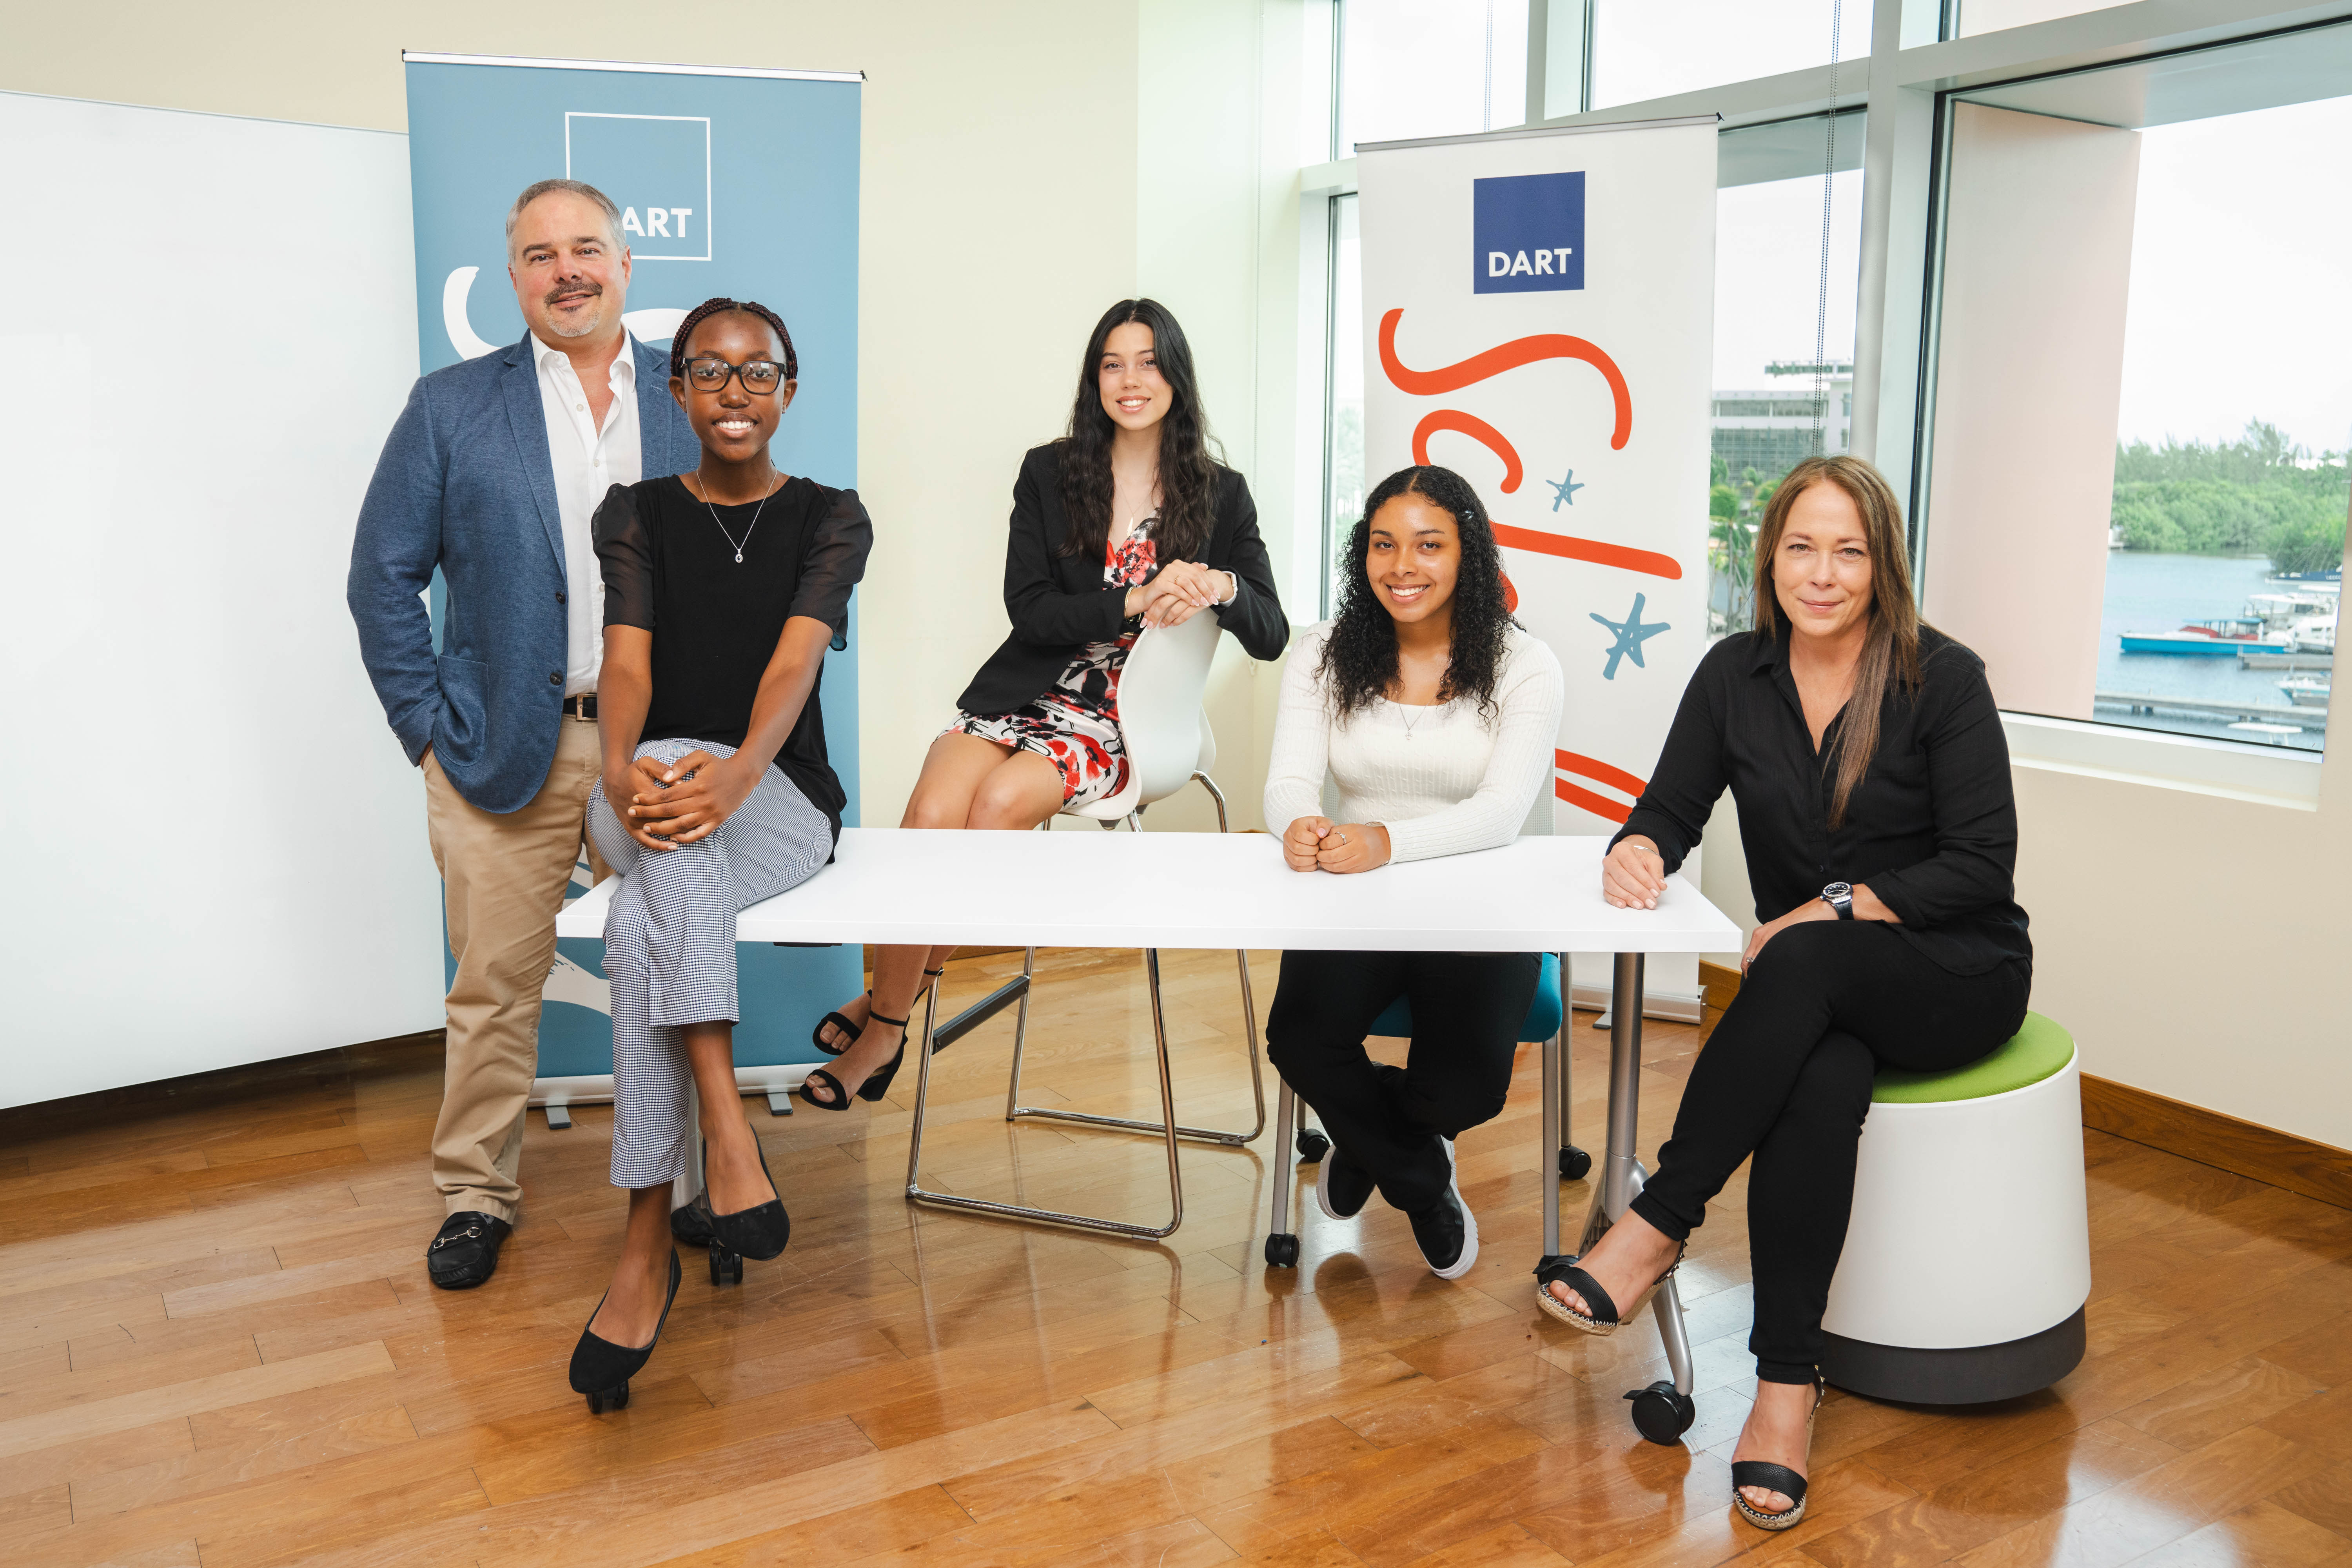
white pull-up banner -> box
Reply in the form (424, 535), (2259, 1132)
(1359, 114), (1720, 1005)
(1359, 115), (1717, 832)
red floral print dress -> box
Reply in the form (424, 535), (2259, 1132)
(945, 519), (1158, 808)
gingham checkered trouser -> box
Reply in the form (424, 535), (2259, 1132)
(586, 738), (833, 1189)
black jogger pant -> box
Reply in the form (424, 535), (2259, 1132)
(1266, 949), (1541, 1214)
(1630, 918), (2030, 1385)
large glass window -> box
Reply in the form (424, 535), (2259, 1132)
(1927, 27), (2352, 753)
(1322, 192), (1363, 616)
(1338, 0), (1529, 151)
(1708, 115), (1864, 638)
(1592, 1), (1870, 111)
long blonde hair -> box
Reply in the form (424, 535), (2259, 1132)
(1752, 456), (1923, 829)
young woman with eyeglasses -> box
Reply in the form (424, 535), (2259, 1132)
(797, 298), (1288, 1111)
(565, 296), (872, 1414)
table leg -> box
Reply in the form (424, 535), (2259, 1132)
(1264, 1078), (1299, 1268)
(903, 946), (1185, 1241)
(1586, 951), (1699, 1445)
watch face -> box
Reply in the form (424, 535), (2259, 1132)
(1824, 882), (1852, 900)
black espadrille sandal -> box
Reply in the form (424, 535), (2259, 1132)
(1731, 1374), (1827, 1531)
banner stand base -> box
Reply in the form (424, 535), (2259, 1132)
(1570, 983), (1702, 1026)
(529, 1063), (814, 1113)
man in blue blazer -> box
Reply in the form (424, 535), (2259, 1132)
(349, 179), (699, 1290)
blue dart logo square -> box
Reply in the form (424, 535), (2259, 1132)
(566, 112), (711, 261)
(1474, 170), (1584, 294)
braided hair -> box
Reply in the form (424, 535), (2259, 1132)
(669, 296), (797, 382)
(1318, 465), (1518, 722)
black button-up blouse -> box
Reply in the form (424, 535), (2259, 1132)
(593, 474), (873, 839)
(1612, 623), (2031, 975)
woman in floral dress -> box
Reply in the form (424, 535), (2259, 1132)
(800, 299), (1289, 1109)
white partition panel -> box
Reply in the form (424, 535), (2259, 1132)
(0, 92), (441, 1107)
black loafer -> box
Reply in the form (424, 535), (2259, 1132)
(426, 1210), (513, 1290)
(1315, 1142), (1374, 1221)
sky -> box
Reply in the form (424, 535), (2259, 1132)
(2115, 95), (2352, 457)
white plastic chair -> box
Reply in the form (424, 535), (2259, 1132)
(901, 609), (1267, 1240)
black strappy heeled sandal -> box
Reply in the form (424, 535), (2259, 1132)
(1532, 1241), (1687, 1335)
(798, 1007), (911, 1111)
(1731, 1373), (1827, 1531)
(811, 968), (944, 1057)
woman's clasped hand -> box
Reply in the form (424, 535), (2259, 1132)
(606, 749), (756, 850)
(1280, 815), (1391, 873)
(1131, 557), (1233, 628)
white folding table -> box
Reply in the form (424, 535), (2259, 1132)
(558, 826), (1741, 1440)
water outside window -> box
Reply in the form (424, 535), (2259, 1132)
(2095, 95), (2352, 754)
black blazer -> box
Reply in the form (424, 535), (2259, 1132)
(956, 442), (1290, 715)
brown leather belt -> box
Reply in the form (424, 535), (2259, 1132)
(563, 694), (598, 721)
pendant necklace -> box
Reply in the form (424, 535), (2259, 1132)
(696, 469), (781, 563)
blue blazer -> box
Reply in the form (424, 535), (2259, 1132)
(348, 334), (700, 814)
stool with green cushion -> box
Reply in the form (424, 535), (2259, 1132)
(1820, 1011), (2091, 1404)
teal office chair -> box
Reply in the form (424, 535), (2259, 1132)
(1267, 949), (1588, 1268)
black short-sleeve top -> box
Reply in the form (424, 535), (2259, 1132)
(593, 474), (873, 838)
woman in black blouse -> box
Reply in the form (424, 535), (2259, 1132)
(1539, 456), (2029, 1530)
(566, 298), (872, 1413)
(801, 298), (1287, 1109)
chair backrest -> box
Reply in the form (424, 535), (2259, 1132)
(1065, 610), (1222, 819)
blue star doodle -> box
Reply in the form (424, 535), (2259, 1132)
(1590, 593), (1669, 680)
(1546, 469), (1585, 510)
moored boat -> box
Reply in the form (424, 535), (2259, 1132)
(2119, 617), (2291, 655)
(2277, 675), (2332, 708)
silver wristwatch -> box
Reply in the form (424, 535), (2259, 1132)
(1820, 881), (1854, 919)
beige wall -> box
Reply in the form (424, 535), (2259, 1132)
(1924, 103), (2140, 722)
(0, 0), (1167, 831)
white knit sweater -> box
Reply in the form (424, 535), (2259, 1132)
(1262, 622), (1565, 864)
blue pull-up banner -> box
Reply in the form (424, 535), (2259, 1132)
(403, 52), (864, 1086)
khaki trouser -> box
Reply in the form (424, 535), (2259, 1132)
(422, 719), (612, 1222)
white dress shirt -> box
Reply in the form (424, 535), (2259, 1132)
(532, 330), (643, 695)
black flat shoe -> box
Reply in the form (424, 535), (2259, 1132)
(706, 1137), (790, 1260)
(425, 1211), (513, 1290)
(569, 1248), (681, 1415)
(1732, 1374), (1827, 1531)
(797, 1008), (909, 1111)
(1406, 1138), (1479, 1280)
(1533, 1240), (1686, 1335)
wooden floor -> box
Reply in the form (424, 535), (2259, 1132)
(7, 949), (2352, 1568)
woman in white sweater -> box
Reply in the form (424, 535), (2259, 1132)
(1262, 464), (1563, 1279)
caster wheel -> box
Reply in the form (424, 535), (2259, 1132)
(1264, 1234), (1301, 1268)
(709, 1244), (742, 1286)
(1624, 1379), (1695, 1445)
(1559, 1145), (1592, 1181)
(1295, 1130), (1330, 1164)
(585, 1379), (630, 1414)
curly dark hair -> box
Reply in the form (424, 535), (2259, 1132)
(669, 297), (797, 383)
(1319, 465), (1518, 722)
(1054, 299), (1219, 564)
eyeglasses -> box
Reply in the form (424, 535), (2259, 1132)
(681, 356), (790, 394)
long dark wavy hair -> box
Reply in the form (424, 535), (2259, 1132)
(1319, 465), (1518, 721)
(1054, 299), (1220, 563)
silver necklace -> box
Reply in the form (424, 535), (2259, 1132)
(1397, 699), (1437, 741)
(695, 470), (782, 563)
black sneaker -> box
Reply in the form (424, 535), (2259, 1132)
(426, 1210), (514, 1290)
(1407, 1139), (1479, 1280)
(1315, 1142), (1374, 1221)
